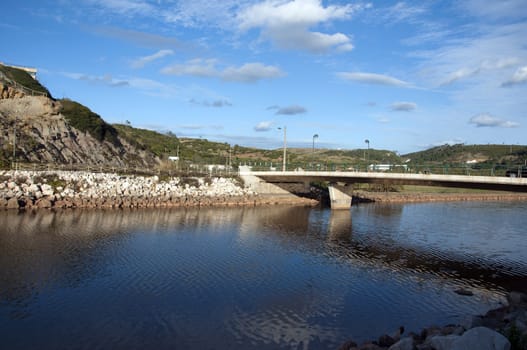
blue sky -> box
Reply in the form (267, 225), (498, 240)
(1, 0), (526, 154)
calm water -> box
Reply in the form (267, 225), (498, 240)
(1, 202), (526, 349)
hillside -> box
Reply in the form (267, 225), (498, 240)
(1, 62), (525, 173)
(0, 63), (159, 169)
(403, 144), (527, 172)
(0, 64), (50, 97)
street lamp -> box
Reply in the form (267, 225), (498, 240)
(365, 139), (370, 170)
(312, 134), (319, 154)
(278, 126), (287, 171)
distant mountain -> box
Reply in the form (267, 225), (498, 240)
(402, 144), (527, 166)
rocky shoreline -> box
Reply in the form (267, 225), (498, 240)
(353, 190), (527, 204)
(0, 170), (317, 210)
(2, 170), (527, 211)
(339, 291), (527, 350)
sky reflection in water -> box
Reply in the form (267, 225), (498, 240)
(0, 202), (526, 349)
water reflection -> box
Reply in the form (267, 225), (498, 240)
(0, 203), (526, 349)
(1, 205), (524, 305)
(327, 210), (352, 242)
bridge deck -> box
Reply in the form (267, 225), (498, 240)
(243, 170), (527, 192)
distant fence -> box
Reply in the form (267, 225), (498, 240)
(2, 162), (239, 178)
(242, 161), (515, 177)
(0, 75), (47, 97)
(2, 160), (522, 179)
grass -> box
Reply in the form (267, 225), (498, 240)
(113, 124), (180, 157)
(403, 143), (527, 169)
(0, 63), (50, 96)
(60, 99), (121, 147)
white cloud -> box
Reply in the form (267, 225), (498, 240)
(92, 26), (184, 49)
(85, 0), (155, 16)
(177, 124), (224, 130)
(162, 0), (250, 28)
(162, 59), (284, 83)
(469, 113), (519, 128)
(131, 49), (174, 68)
(413, 21), (527, 88)
(439, 68), (479, 86)
(378, 1), (427, 24)
(502, 66), (527, 87)
(189, 98), (232, 107)
(337, 72), (411, 87)
(458, 0), (527, 21)
(391, 102), (417, 111)
(373, 2), (448, 48)
(61, 71), (189, 98)
(439, 58), (519, 86)
(276, 105), (307, 115)
(254, 121), (274, 131)
(237, 0), (367, 53)
(125, 78), (182, 98)
(162, 58), (218, 77)
(222, 62), (285, 82)
(62, 72), (129, 87)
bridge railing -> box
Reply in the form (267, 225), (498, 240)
(239, 161), (516, 177)
(0, 74), (48, 97)
(3, 160), (521, 179)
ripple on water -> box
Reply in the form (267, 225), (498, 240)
(0, 204), (524, 349)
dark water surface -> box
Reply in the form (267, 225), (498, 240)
(1, 202), (526, 349)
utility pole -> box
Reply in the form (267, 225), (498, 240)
(365, 139), (370, 170)
(12, 110), (18, 171)
(278, 126), (287, 171)
(228, 147), (232, 174)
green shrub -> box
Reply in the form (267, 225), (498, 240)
(60, 99), (121, 147)
(113, 124), (179, 157)
(0, 64), (50, 96)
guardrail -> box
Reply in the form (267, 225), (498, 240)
(239, 162), (520, 177)
(2, 160), (523, 179)
(0, 75), (48, 97)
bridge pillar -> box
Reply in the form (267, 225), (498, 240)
(328, 185), (352, 210)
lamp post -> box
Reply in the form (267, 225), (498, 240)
(365, 139), (370, 170)
(312, 134), (319, 154)
(278, 126), (287, 172)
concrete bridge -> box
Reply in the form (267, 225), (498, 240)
(239, 168), (527, 209)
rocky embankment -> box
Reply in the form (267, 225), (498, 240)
(0, 170), (316, 210)
(340, 291), (527, 350)
(353, 190), (527, 203)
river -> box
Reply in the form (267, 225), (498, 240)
(1, 201), (526, 349)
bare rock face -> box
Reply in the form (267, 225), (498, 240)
(0, 83), (25, 99)
(0, 94), (159, 168)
